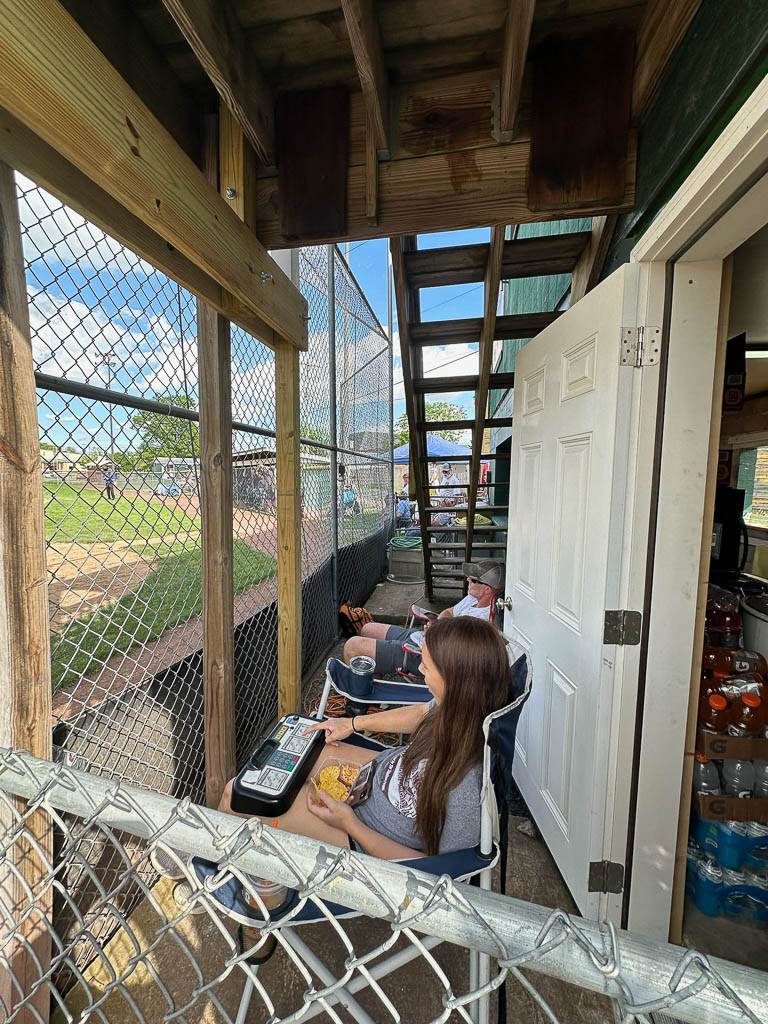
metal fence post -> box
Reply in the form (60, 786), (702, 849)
(328, 244), (339, 610)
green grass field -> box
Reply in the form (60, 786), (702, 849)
(44, 482), (199, 544)
(51, 539), (276, 691)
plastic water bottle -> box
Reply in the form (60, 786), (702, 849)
(723, 759), (755, 798)
(753, 760), (768, 799)
(693, 754), (721, 794)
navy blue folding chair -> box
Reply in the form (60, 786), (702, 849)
(189, 641), (531, 1024)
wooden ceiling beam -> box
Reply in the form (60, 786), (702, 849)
(570, 214), (618, 303)
(161, 0), (275, 164)
(465, 226), (505, 561)
(500, 0), (536, 134)
(632, 0), (702, 116)
(254, 133), (636, 246)
(340, 0), (389, 151)
(0, 0), (306, 347)
(404, 231), (591, 288)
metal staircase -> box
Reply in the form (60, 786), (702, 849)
(390, 228), (590, 597)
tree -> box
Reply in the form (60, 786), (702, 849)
(133, 394), (199, 468)
(393, 401), (469, 447)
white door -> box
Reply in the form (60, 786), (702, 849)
(504, 262), (648, 920)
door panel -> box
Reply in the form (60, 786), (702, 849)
(505, 263), (641, 918)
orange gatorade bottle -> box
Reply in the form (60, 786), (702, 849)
(699, 693), (730, 734)
(727, 693), (764, 738)
(702, 646), (768, 679)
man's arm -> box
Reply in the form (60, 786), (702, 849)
(438, 607), (454, 618)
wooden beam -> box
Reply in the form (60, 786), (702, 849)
(0, 0), (307, 348)
(365, 113), (378, 224)
(198, 300), (235, 808)
(254, 131), (636, 246)
(60, 0), (199, 160)
(340, 0), (389, 151)
(528, 31), (635, 211)
(411, 311), (560, 345)
(465, 226), (505, 561)
(0, 106), (281, 347)
(199, 113), (235, 809)
(275, 343), (302, 716)
(632, 0), (702, 117)
(390, 236), (434, 594)
(404, 232), (590, 288)
(0, 160), (52, 1023)
(500, 0), (535, 134)
(570, 214), (617, 303)
(161, 0), (274, 164)
(413, 371), (515, 394)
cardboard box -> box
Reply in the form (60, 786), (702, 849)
(696, 728), (768, 761)
(694, 793), (768, 823)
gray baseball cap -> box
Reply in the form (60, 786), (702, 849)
(462, 559), (504, 590)
(441, 462), (452, 471)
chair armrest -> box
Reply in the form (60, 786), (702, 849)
(409, 603), (438, 621)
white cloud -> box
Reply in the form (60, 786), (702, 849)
(392, 341), (478, 404)
(17, 175), (155, 279)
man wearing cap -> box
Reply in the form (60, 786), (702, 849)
(436, 462), (462, 508)
(343, 559), (504, 676)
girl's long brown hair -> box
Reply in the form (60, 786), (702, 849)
(401, 616), (510, 855)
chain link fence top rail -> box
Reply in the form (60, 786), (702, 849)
(15, 174), (393, 992)
(1, 749), (766, 1024)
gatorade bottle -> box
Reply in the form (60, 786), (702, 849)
(727, 693), (763, 738)
(699, 672), (724, 704)
(693, 754), (721, 795)
(723, 760), (755, 798)
(699, 693), (729, 733)
(702, 646), (768, 679)
(754, 760), (768, 799)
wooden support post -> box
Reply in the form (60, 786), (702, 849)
(275, 343), (302, 716)
(198, 301), (235, 808)
(0, 161), (52, 1022)
(199, 115), (235, 808)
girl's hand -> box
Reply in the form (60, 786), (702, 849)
(303, 718), (354, 746)
(306, 786), (355, 829)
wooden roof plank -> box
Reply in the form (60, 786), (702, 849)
(161, 0), (274, 164)
(0, 0), (306, 347)
(340, 0), (390, 151)
(501, 0), (536, 134)
(404, 231), (591, 288)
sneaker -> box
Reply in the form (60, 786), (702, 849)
(172, 879), (206, 915)
(149, 844), (192, 880)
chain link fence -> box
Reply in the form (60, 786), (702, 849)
(14, 174), (393, 993)
(1, 749), (766, 1024)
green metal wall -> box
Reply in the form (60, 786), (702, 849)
(489, 218), (590, 417)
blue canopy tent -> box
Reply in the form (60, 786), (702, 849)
(389, 434), (471, 464)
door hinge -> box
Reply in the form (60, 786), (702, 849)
(621, 326), (662, 368)
(603, 609), (642, 645)
(588, 860), (624, 894)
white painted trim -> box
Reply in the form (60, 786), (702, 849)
(631, 75), (768, 264)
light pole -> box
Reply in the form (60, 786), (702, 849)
(99, 349), (116, 465)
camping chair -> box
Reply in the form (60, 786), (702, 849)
(396, 593), (506, 682)
(187, 643), (531, 1024)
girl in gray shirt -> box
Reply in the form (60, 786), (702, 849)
(304, 616), (511, 858)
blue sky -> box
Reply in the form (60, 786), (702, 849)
(344, 229), (492, 423)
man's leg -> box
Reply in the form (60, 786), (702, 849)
(359, 622), (391, 640)
(343, 635), (377, 662)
